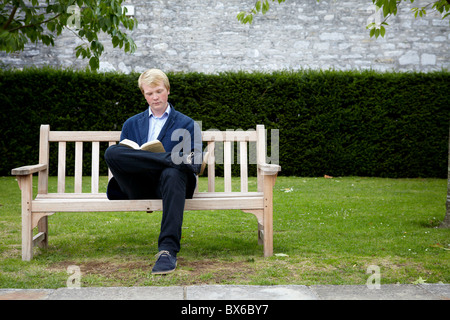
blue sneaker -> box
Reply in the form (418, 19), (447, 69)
(152, 250), (177, 275)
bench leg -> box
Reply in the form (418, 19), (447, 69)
(262, 174), (276, 257)
(37, 216), (48, 249)
(258, 223), (264, 245)
(17, 175), (33, 261)
(242, 210), (265, 247)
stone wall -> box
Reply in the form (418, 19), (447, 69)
(1, 0), (449, 73)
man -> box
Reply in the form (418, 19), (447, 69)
(104, 68), (205, 275)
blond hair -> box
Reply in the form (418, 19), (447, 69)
(138, 69), (170, 93)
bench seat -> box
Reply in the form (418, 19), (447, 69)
(33, 193), (264, 212)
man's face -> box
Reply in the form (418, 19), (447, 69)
(141, 82), (170, 117)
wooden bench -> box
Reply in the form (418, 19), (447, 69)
(12, 124), (281, 261)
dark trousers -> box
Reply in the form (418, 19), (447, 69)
(104, 145), (196, 256)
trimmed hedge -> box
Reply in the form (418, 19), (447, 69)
(1, 68), (449, 178)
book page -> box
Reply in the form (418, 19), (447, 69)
(140, 140), (165, 153)
(119, 139), (140, 149)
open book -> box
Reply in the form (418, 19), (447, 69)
(119, 139), (165, 153)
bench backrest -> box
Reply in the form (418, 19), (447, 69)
(37, 124), (269, 195)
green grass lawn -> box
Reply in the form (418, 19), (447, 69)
(0, 175), (448, 288)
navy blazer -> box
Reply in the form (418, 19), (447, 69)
(106, 104), (201, 200)
(120, 104), (202, 154)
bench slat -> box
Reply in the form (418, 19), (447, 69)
(91, 141), (100, 193)
(108, 141), (116, 181)
(49, 130), (257, 142)
(224, 141), (232, 192)
(49, 131), (121, 142)
(207, 141), (215, 192)
(31, 197), (264, 213)
(202, 130), (257, 142)
(240, 141), (248, 192)
(57, 142), (66, 193)
(74, 141), (83, 193)
(35, 192), (263, 200)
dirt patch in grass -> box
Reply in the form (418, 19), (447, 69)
(177, 258), (256, 284)
(48, 259), (151, 285)
(48, 258), (257, 286)
(46, 254), (444, 286)
(82, 260), (151, 275)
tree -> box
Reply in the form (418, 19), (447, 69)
(0, 0), (137, 70)
(442, 125), (450, 228)
(238, 0), (450, 228)
(238, 0), (450, 38)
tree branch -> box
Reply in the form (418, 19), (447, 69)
(8, 12), (63, 32)
(1, 6), (18, 30)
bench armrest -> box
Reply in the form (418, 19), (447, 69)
(258, 163), (281, 176)
(11, 164), (47, 176)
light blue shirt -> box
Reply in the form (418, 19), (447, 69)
(148, 104), (171, 142)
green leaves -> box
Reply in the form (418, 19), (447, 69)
(367, 20), (388, 39)
(237, 0), (286, 24)
(1, 0), (137, 70)
(432, 0), (450, 19)
(369, 0), (450, 38)
(371, 0), (399, 17)
(411, 7), (427, 18)
(89, 56), (99, 70)
(238, 1), (449, 38)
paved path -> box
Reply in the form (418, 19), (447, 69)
(0, 284), (448, 300)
